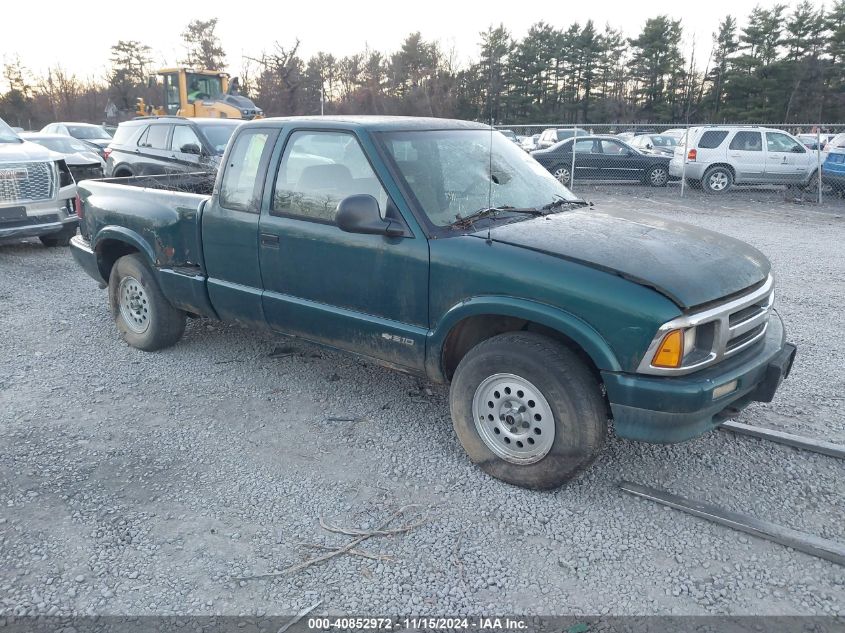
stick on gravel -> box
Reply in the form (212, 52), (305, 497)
(620, 481), (845, 567)
(234, 505), (425, 580)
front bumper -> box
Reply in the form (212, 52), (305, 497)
(602, 312), (796, 443)
(0, 199), (78, 241)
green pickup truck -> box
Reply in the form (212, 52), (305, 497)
(71, 116), (796, 489)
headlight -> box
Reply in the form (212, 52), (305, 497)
(650, 326), (700, 368)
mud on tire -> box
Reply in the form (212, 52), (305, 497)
(108, 254), (186, 351)
(449, 332), (607, 489)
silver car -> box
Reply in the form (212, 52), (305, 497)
(1, 119), (78, 246)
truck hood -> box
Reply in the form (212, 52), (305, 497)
(0, 139), (58, 162)
(476, 208), (770, 309)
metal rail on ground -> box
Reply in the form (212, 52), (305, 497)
(720, 421), (845, 459)
(619, 481), (845, 567)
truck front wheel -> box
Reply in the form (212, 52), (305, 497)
(108, 254), (186, 351)
(449, 332), (607, 489)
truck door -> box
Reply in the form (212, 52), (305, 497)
(258, 128), (429, 371)
(202, 127), (278, 325)
(764, 131), (811, 184)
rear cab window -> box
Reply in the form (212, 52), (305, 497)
(219, 129), (272, 213)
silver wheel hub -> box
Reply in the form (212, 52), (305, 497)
(651, 168), (667, 185)
(553, 168), (570, 184)
(118, 275), (150, 334)
(709, 171), (728, 190)
(472, 373), (555, 464)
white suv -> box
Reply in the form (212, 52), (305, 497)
(669, 126), (818, 194)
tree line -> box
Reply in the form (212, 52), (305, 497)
(2, 3), (843, 130)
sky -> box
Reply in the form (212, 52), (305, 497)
(1, 0), (817, 86)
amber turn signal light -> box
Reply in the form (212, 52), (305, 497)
(652, 329), (684, 368)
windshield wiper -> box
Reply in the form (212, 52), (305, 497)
(540, 196), (590, 211)
(452, 205), (544, 228)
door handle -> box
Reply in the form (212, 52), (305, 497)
(260, 233), (280, 248)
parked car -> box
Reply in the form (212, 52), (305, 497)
(105, 116), (241, 177)
(669, 126), (819, 194)
(661, 128), (687, 140)
(0, 118), (78, 246)
(531, 135), (672, 186)
(498, 129), (519, 143)
(70, 115), (795, 490)
(821, 147), (845, 191)
(628, 133), (678, 157)
(536, 127), (589, 150)
(40, 122), (113, 158)
(520, 133), (540, 152)
(796, 133), (835, 151)
(824, 132), (845, 150)
(21, 132), (105, 182)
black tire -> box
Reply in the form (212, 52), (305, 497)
(108, 254), (186, 351)
(449, 332), (607, 490)
(701, 166), (733, 194)
(39, 225), (76, 247)
(644, 165), (669, 187)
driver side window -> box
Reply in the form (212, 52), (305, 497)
(272, 131), (389, 223)
(766, 132), (804, 153)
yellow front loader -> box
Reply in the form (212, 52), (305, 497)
(136, 68), (263, 120)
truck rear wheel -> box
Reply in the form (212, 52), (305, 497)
(108, 254), (186, 351)
(449, 332), (607, 489)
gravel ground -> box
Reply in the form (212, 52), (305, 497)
(0, 193), (843, 619)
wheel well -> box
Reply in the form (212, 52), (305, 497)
(113, 167), (133, 178)
(704, 162), (736, 178)
(440, 315), (602, 385)
(97, 240), (139, 281)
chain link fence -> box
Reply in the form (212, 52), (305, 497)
(496, 123), (845, 206)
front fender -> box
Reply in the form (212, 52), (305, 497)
(425, 295), (622, 382)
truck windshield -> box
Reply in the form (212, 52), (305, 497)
(0, 119), (22, 143)
(380, 129), (579, 227)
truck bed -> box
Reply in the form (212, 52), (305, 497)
(102, 172), (216, 196)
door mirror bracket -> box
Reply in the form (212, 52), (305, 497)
(336, 194), (405, 237)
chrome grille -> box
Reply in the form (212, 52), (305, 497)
(638, 276), (775, 376)
(0, 162), (55, 203)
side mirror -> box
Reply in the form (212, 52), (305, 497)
(645, 143), (653, 150)
(181, 143), (202, 155)
(336, 194), (404, 237)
